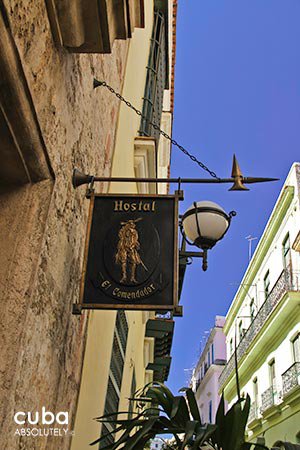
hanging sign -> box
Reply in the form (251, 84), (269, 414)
(75, 193), (179, 312)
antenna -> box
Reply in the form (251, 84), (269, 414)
(245, 235), (257, 262)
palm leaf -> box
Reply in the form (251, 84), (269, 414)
(212, 394), (250, 450)
(89, 423), (125, 447)
(170, 396), (190, 426)
(180, 420), (198, 449)
(122, 418), (158, 450)
(146, 386), (173, 416)
(180, 387), (202, 423)
(191, 423), (217, 450)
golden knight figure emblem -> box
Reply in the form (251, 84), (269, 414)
(115, 218), (148, 284)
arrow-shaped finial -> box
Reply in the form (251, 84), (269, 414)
(231, 154), (242, 178)
(229, 154), (249, 191)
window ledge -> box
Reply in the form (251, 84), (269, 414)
(134, 137), (157, 194)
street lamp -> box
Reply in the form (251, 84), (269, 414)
(182, 200), (235, 250)
(179, 201), (236, 272)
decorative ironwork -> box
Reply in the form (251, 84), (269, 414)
(248, 402), (259, 423)
(220, 269), (299, 386)
(72, 167), (278, 190)
(261, 386), (275, 412)
(194, 359), (226, 393)
(282, 362), (300, 396)
(93, 79), (220, 179)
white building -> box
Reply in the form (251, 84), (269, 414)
(220, 163), (300, 446)
(191, 316), (226, 423)
(150, 437), (164, 450)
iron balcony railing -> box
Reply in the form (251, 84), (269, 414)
(248, 401), (259, 423)
(195, 359), (226, 392)
(282, 362), (300, 396)
(261, 386), (275, 412)
(220, 269), (299, 387)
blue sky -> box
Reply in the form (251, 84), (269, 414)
(169, 1), (300, 393)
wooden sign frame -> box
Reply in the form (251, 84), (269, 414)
(73, 192), (180, 313)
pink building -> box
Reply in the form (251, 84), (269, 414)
(191, 316), (227, 423)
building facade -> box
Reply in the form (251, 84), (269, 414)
(150, 437), (165, 450)
(0, 1), (177, 449)
(220, 163), (300, 446)
(191, 316), (226, 424)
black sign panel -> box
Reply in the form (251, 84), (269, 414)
(78, 193), (179, 311)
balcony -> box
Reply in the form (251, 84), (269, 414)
(282, 362), (300, 397)
(220, 269), (299, 387)
(194, 360), (226, 392)
(261, 386), (276, 412)
(248, 401), (260, 428)
(145, 318), (174, 382)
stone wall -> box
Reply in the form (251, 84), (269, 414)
(0, 1), (129, 449)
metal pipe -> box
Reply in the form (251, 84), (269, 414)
(72, 168), (278, 188)
(90, 176), (277, 184)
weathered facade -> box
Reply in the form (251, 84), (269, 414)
(71, 1), (177, 447)
(0, 1), (177, 449)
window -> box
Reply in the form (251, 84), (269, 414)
(292, 333), (300, 362)
(229, 338), (233, 355)
(139, 10), (167, 141)
(100, 311), (128, 448)
(269, 359), (277, 403)
(208, 349), (211, 366)
(264, 271), (270, 300)
(204, 362), (208, 374)
(250, 299), (255, 322)
(282, 233), (291, 270)
(211, 344), (214, 364)
(208, 400), (213, 423)
(269, 360), (276, 390)
(253, 378), (258, 403)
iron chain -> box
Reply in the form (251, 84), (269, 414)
(97, 81), (220, 180)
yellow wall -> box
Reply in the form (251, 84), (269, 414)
(71, 311), (116, 449)
(110, 2), (154, 193)
(71, 3), (155, 449)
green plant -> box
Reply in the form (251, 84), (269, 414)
(90, 382), (267, 450)
(211, 393), (263, 450)
(90, 382), (216, 449)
